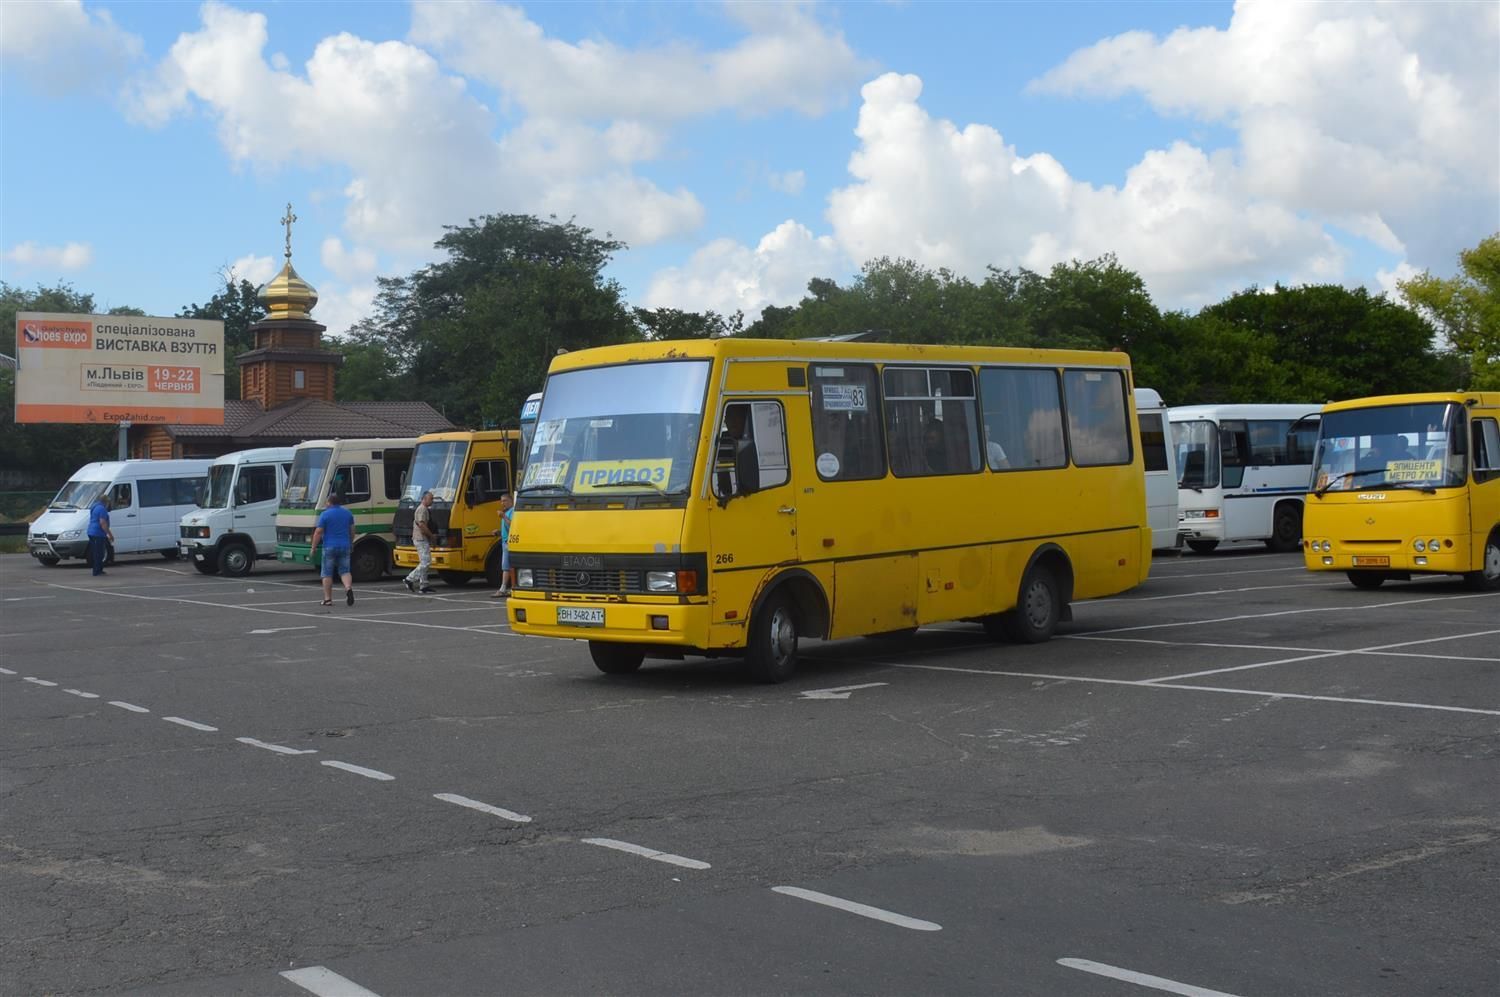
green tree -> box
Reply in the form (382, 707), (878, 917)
(1398, 234), (1500, 389)
(635, 306), (743, 341)
(334, 339), (402, 402)
(349, 215), (640, 428)
(178, 272), (265, 398)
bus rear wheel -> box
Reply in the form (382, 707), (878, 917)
(1463, 532), (1500, 591)
(1346, 571), (1385, 590)
(589, 641), (644, 675)
(1002, 563), (1063, 643)
(1186, 539), (1219, 554)
(1266, 503), (1302, 553)
(746, 593), (798, 683)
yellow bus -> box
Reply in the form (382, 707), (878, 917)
(1303, 391), (1500, 590)
(506, 338), (1151, 681)
(393, 429), (522, 586)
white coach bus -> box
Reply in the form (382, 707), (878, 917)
(1135, 388), (1180, 551)
(1170, 403), (1321, 553)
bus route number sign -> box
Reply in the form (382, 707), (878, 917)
(821, 384), (867, 412)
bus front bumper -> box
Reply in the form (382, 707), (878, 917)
(277, 543), (318, 567)
(1303, 538), (1470, 575)
(1177, 511), (1223, 541)
(394, 545), (469, 571)
(509, 598), (711, 648)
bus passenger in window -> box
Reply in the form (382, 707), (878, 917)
(717, 405), (759, 495)
(984, 422), (1010, 469)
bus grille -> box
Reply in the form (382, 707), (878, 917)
(278, 527), (313, 544)
(531, 567), (643, 594)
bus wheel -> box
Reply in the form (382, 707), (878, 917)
(439, 571), (472, 587)
(193, 556), (219, 575)
(351, 542), (387, 583)
(1346, 571), (1385, 590)
(219, 541), (254, 577)
(484, 549), (504, 588)
(160, 548), (181, 560)
(589, 641), (645, 675)
(1462, 532), (1500, 591)
(1002, 564), (1062, 643)
(35, 553), (60, 567)
(1266, 504), (1302, 553)
(1186, 539), (1219, 554)
(105, 543), (116, 566)
(746, 593), (799, 683)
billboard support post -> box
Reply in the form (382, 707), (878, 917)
(117, 422), (132, 461)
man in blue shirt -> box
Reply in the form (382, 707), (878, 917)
(311, 493), (357, 606)
(86, 494), (113, 576)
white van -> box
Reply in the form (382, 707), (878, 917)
(28, 459), (212, 566)
(178, 447), (295, 576)
(1135, 388), (1181, 551)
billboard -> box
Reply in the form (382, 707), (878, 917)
(13, 312), (225, 425)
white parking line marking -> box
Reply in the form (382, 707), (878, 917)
(799, 682), (889, 700)
(247, 626), (318, 635)
(237, 737), (317, 755)
(771, 886), (941, 931)
(63, 689), (100, 698)
(886, 662), (1500, 717)
(3, 596), (55, 601)
(0, 667), (16, 675)
(23, 677), (58, 686)
(1124, 580), (1329, 602)
(434, 793), (532, 823)
(321, 760), (394, 781)
(1146, 627), (1500, 684)
(162, 716), (218, 731)
(280, 965), (382, 997)
(109, 701), (150, 713)
(1058, 958), (1243, 997)
(1083, 590), (1498, 634)
(1068, 633), (1500, 664)
(146, 566), (190, 575)
(582, 838), (711, 869)
(42, 582), (511, 637)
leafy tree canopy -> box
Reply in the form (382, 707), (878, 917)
(1399, 233), (1500, 390)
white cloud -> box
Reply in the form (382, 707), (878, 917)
(1029, 0), (1499, 271)
(769, 170), (806, 195)
(124, 2), (707, 254)
(1375, 260), (1421, 300)
(314, 281), (378, 338)
(644, 220), (844, 320)
(408, 0), (872, 121)
(0, 0), (143, 95)
(228, 253), (276, 286)
(320, 238), (377, 282)
(4, 241), (94, 271)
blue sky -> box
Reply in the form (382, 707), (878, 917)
(3, 1), (1496, 338)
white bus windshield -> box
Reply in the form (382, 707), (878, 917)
(50, 480), (110, 511)
(522, 361), (708, 495)
(284, 448), (332, 507)
(1173, 420), (1219, 489)
(1313, 402), (1465, 493)
(204, 464), (236, 508)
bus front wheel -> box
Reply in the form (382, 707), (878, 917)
(1266, 503), (1302, 553)
(589, 641), (644, 675)
(746, 593), (798, 683)
(1001, 564), (1063, 643)
(1346, 571), (1385, 590)
(351, 542), (387, 583)
(1463, 532), (1500, 591)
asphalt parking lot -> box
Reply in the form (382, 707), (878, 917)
(2, 546), (1496, 996)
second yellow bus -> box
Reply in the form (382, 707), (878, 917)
(507, 337), (1151, 681)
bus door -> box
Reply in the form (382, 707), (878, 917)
(708, 398), (800, 617)
(1217, 419), (1261, 539)
(464, 441), (511, 562)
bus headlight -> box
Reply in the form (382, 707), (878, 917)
(646, 569), (699, 595)
(1413, 540), (1426, 552)
(516, 568), (534, 588)
(61, 529), (83, 540)
(1429, 538), (1440, 550)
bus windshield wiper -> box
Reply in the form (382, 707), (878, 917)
(1315, 468), (1386, 497)
(518, 484), (571, 495)
(589, 479), (665, 493)
(1382, 481), (1438, 494)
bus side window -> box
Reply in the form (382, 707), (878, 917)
(715, 401), (788, 500)
(978, 367), (1066, 470)
(110, 482), (132, 508)
(384, 450), (412, 500)
(1218, 420), (1249, 487)
(810, 364), (886, 481)
(470, 460), (509, 503)
(334, 465), (371, 504)
(1138, 413), (1169, 472)
(1062, 369), (1131, 467)
(1474, 418), (1500, 484)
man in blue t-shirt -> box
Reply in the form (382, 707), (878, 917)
(86, 495), (113, 576)
(311, 493), (357, 606)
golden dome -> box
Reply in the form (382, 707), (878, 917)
(258, 259), (319, 320)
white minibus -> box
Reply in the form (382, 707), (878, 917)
(178, 447), (295, 576)
(28, 459), (212, 566)
(1169, 403), (1321, 553)
(1135, 388), (1180, 551)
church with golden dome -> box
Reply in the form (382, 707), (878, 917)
(129, 205), (450, 459)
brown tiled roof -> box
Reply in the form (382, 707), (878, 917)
(162, 398), (451, 443)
